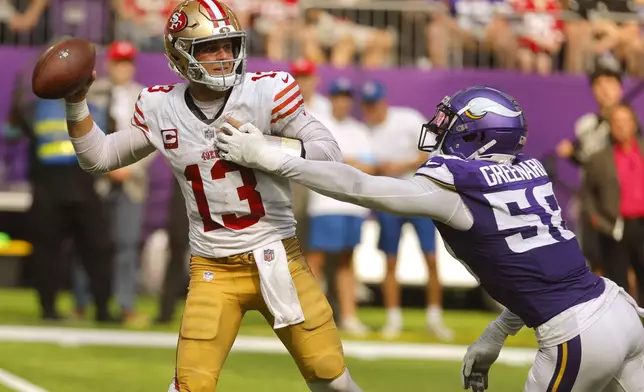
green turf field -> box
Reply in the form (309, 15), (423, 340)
(0, 289), (538, 348)
(0, 343), (530, 392)
(0, 289), (536, 391)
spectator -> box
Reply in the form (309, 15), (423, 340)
(513, 0), (564, 75)
(155, 179), (190, 324)
(427, 0), (516, 69)
(3, 36), (113, 322)
(305, 78), (375, 336)
(556, 66), (622, 273)
(111, 0), (181, 51)
(252, 0), (300, 61)
(360, 80), (453, 341)
(0, 0), (50, 45)
(290, 58), (332, 118)
(592, 0), (644, 77)
(582, 104), (644, 304)
(564, 0), (595, 74)
(74, 41), (156, 326)
(301, 8), (394, 68)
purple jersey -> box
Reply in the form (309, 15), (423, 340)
(416, 155), (604, 327)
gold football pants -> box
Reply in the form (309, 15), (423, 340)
(175, 236), (346, 391)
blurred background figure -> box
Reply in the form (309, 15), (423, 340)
(513, 0), (564, 75)
(72, 40), (155, 325)
(289, 58), (331, 118)
(305, 77), (375, 336)
(2, 36), (113, 322)
(583, 104), (644, 304)
(360, 80), (453, 341)
(154, 179), (190, 324)
(111, 0), (181, 51)
(0, 0), (49, 45)
(301, 7), (395, 68)
(556, 66), (623, 274)
(427, 0), (517, 69)
(252, 0), (300, 61)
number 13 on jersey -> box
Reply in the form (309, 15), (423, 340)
(184, 161), (266, 232)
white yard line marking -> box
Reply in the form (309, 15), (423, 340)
(0, 326), (536, 366)
(0, 369), (48, 392)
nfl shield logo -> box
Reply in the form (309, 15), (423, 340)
(203, 271), (214, 282)
(204, 128), (215, 140)
(264, 249), (275, 262)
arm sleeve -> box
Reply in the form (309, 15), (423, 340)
(494, 309), (525, 336)
(279, 112), (343, 162)
(276, 155), (473, 229)
(70, 121), (156, 173)
(269, 71), (342, 162)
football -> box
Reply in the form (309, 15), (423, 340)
(32, 38), (96, 100)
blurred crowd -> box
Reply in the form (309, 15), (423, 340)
(3, 0), (644, 75)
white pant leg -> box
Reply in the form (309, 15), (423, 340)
(525, 294), (644, 392)
(602, 294), (644, 392)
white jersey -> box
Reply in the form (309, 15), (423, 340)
(369, 106), (428, 179)
(307, 114), (373, 217)
(306, 93), (332, 119)
(132, 71), (307, 257)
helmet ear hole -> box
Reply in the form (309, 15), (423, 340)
(462, 134), (478, 142)
(462, 132), (486, 143)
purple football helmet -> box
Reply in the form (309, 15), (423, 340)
(418, 86), (528, 163)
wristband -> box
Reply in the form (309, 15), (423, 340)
(65, 99), (90, 122)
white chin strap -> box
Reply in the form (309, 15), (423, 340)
(466, 140), (516, 164)
(466, 140), (497, 160)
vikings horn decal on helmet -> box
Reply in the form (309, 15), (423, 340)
(164, 0), (247, 91)
(418, 86), (528, 163)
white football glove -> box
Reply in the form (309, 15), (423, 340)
(215, 121), (284, 172)
(461, 321), (507, 392)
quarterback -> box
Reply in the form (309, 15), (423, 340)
(215, 86), (644, 391)
(62, 1), (363, 391)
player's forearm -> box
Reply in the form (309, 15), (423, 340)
(493, 308), (525, 336)
(70, 122), (155, 173)
(65, 99), (96, 138)
(283, 117), (342, 162)
(277, 156), (453, 219)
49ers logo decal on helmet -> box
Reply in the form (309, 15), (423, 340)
(167, 11), (188, 33)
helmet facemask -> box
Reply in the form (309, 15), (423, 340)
(168, 32), (246, 91)
(418, 97), (458, 156)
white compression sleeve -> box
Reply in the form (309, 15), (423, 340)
(70, 122), (156, 173)
(277, 156), (473, 230)
(494, 309), (525, 336)
(278, 112), (343, 162)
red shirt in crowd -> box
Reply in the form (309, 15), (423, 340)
(614, 138), (644, 218)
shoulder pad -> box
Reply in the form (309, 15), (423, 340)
(253, 71), (304, 128)
(415, 155), (460, 189)
(131, 84), (180, 132)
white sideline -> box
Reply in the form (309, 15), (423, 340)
(0, 326), (537, 367)
(0, 368), (48, 392)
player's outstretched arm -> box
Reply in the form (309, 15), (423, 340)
(65, 75), (156, 173)
(216, 122), (471, 228)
